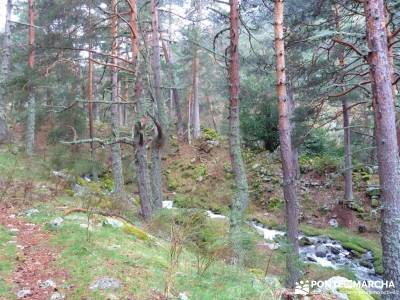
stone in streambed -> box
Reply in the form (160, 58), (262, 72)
(315, 244), (328, 258)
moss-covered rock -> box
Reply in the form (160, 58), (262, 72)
(338, 287), (374, 300)
(122, 224), (149, 240)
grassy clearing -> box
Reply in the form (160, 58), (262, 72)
(0, 225), (16, 299)
(26, 206), (277, 300)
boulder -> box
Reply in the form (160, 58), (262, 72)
(16, 289), (32, 298)
(315, 244), (328, 258)
(89, 277), (121, 290)
(48, 217), (64, 229)
(50, 292), (65, 300)
(328, 218), (339, 228)
(358, 225), (367, 234)
(299, 237), (313, 246)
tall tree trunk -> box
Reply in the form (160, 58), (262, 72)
(87, 52), (98, 181)
(206, 94), (217, 131)
(87, 5), (98, 181)
(191, 51), (201, 139)
(150, 0), (166, 209)
(274, 0), (300, 288)
(191, 0), (201, 139)
(187, 87), (193, 144)
(161, 38), (185, 140)
(110, 0), (124, 194)
(128, 0), (152, 219)
(364, 1), (400, 297)
(0, 0), (12, 142)
(26, 0), (36, 156)
(342, 98), (353, 202)
(334, 5), (353, 204)
(134, 81), (153, 221)
(228, 0), (249, 265)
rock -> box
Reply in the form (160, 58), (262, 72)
(318, 205), (330, 214)
(196, 176), (204, 182)
(307, 255), (317, 262)
(299, 237), (313, 246)
(49, 217), (64, 229)
(330, 246), (341, 255)
(178, 292), (189, 300)
(89, 277), (121, 290)
(252, 163), (261, 170)
(39, 279), (56, 289)
(25, 208), (39, 217)
(103, 218), (124, 228)
(50, 292), (65, 300)
(315, 244), (328, 258)
(366, 185), (381, 198)
(316, 276), (351, 300)
(52, 170), (74, 182)
(328, 218), (339, 228)
(162, 201), (173, 209)
(358, 225), (367, 233)
(16, 289), (32, 298)
(206, 211), (226, 219)
(371, 198), (379, 208)
(359, 260), (373, 269)
(72, 184), (87, 197)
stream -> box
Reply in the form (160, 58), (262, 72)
(251, 221), (382, 284)
(162, 201), (382, 284)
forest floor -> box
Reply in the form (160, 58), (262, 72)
(0, 138), (382, 300)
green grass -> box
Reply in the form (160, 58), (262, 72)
(0, 225), (16, 299)
(0, 151), (50, 181)
(300, 225), (382, 274)
(40, 212), (277, 300)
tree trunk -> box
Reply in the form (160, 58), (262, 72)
(334, 5), (353, 204)
(161, 38), (185, 140)
(110, 0), (124, 195)
(0, 0), (12, 143)
(134, 81), (153, 221)
(228, 0), (249, 265)
(206, 94), (217, 131)
(274, 0), (300, 289)
(150, 0), (166, 209)
(26, 0), (36, 156)
(364, 1), (400, 297)
(87, 4), (97, 181)
(191, 51), (201, 139)
(128, 0), (152, 220)
(342, 98), (353, 203)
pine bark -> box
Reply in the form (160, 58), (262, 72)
(0, 0), (12, 142)
(334, 5), (353, 204)
(150, 0), (166, 209)
(364, 1), (400, 297)
(191, 51), (201, 139)
(274, 0), (300, 288)
(110, 0), (124, 194)
(87, 5), (97, 181)
(134, 81), (153, 221)
(191, 0), (201, 139)
(228, 0), (249, 265)
(26, 0), (36, 156)
(128, 0), (153, 219)
(161, 38), (185, 140)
